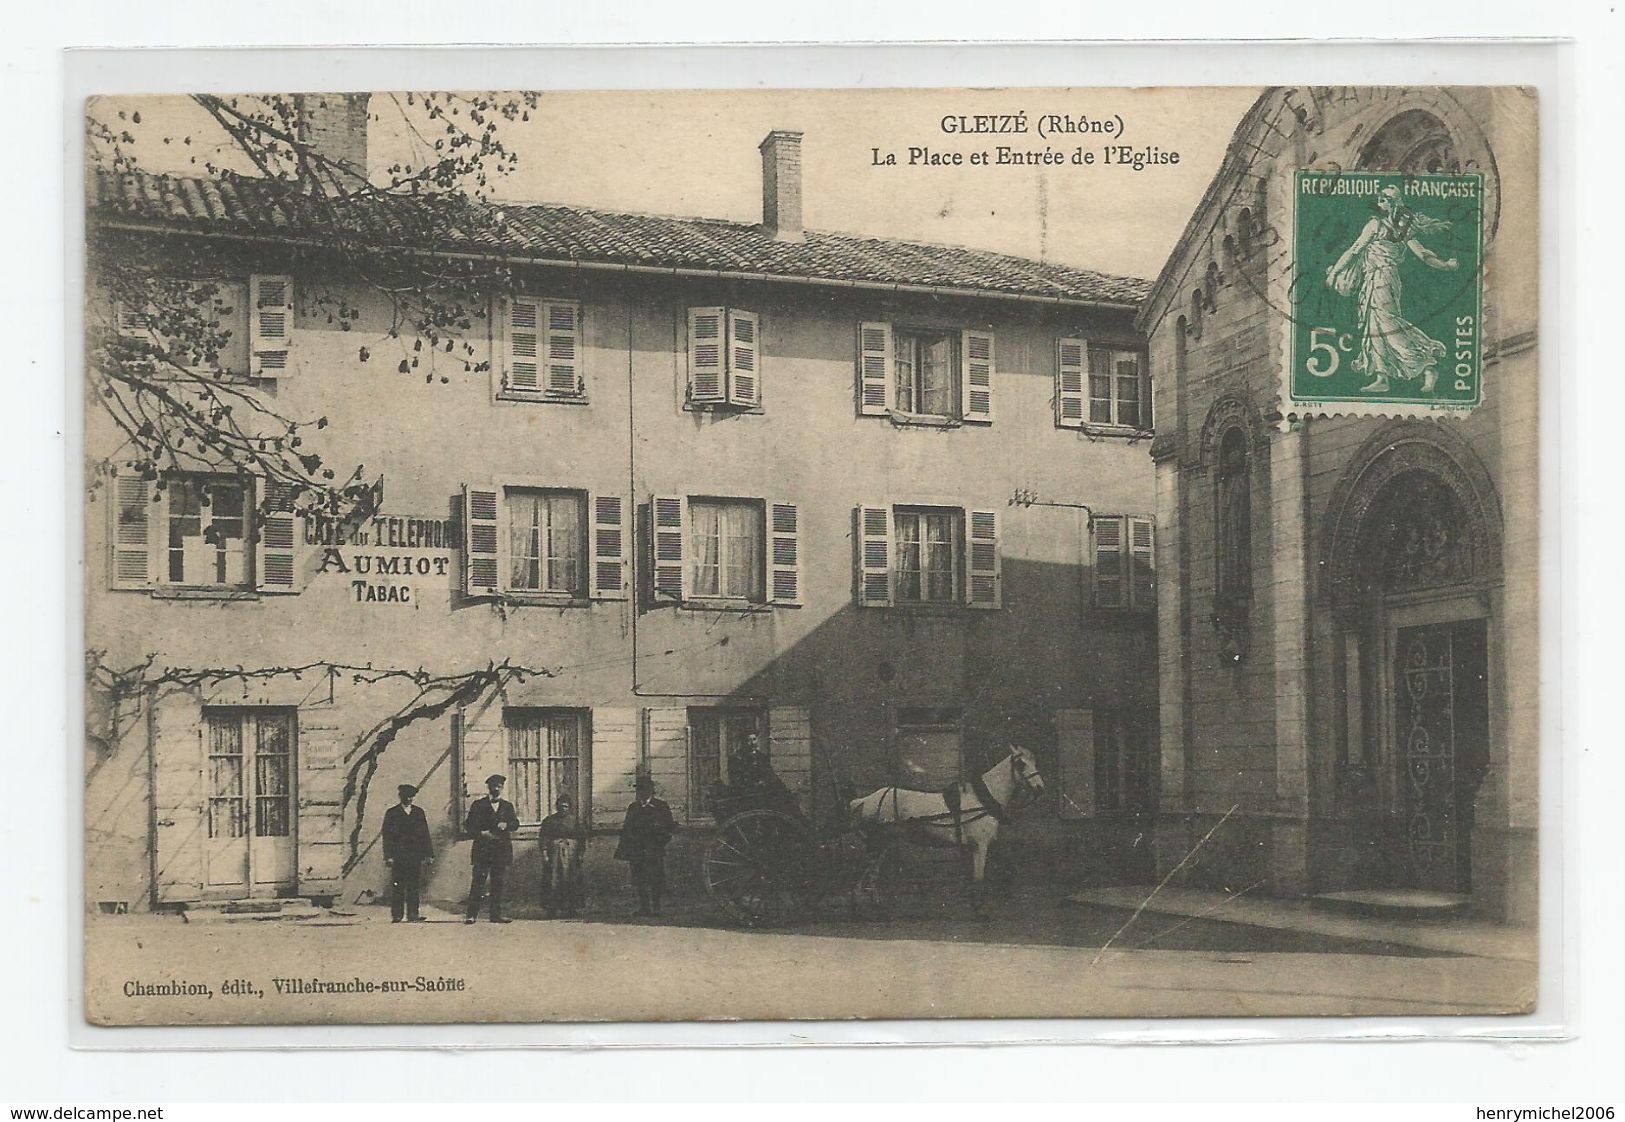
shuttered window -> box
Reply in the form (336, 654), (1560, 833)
(118, 279), (253, 379)
(463, 482), (623, 601)
(856, 504), (1002, 610)
(109, 470), (301, 594)
(1092, 514), (1156, 610)
(500, 296), (582, 400)
(650, 496), (798, 608)
(688, 307), (762, 408)
(859, 321), (995, 423)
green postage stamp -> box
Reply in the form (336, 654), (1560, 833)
(1290, 170), (1485, 412)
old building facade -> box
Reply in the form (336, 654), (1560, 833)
(1140, 88), (1540, 921)
(85, 105), (1161, 912)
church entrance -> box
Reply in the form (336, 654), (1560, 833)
(1322, 423), (1502, 900)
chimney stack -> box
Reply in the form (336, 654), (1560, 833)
(758, 130), (804, 241)
(294, 93), (371, 192)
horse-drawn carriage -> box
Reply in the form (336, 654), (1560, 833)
(700, 744), (1045, 926)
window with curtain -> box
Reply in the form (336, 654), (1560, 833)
(895, 507), (960, 603)
(505, 708), (588, 824)
(894, 329), (959, 418)
(204, 709), (294, 840)
(506, 488), (584, 595)
(689, 499), (764, 601)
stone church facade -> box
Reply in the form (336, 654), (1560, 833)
(1139, 88), (1540, 922)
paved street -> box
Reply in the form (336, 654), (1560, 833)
(85, 886), (1536, 1025)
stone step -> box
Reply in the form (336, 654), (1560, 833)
(180, 898), (326, 923)
(1309, 888), (1472, 919)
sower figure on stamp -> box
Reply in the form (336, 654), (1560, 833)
(463, 773), (519, 924)
(382, 783), (434, 923)
(538, 792), (586, 919)
(614, 774), (676, 916)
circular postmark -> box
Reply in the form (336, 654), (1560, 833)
(1197, 88), (1502, 413)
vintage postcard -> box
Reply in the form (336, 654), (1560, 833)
(81, 84), (1540, 1025)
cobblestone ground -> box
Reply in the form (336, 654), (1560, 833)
(84, 885), (1536, 1026)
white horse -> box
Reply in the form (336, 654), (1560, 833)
(847, 745), (1046, 897)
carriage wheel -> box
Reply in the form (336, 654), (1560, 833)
(704, 809), (817, 927)
(852, 833), (903, 921)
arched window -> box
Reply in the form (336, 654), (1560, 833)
(1236, 208), (1253, 259)
(1215, 427), (1252, 600)
(1357, 109), (1460, 174)
(1188, 289), (1204, 340)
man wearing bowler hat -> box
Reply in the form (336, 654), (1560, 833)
(614, 774), (676, 916)
(382, 783), (434, 922)
(464, 773), (520, 924)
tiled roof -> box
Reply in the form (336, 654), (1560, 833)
(88, 169), (1149, 308)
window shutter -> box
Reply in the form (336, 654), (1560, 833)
(768, 501), (801, 606)
(856, 505), (893, 607)
(543, 300), (582, 396)
(727, 309), (760, 406)
(114, 300), (150, 338)
(249, 274), (293, 377)
(768, 706), (813, 811)
(463, 484), (502, 597)
(644, 708), (689, 821)
(858, 321), (893, 415)
(1129, 516), (1156, 608)
(651, 495), (687, 602)
(504, 296), (541, 394)
(295, 715), (345, 895)
(966, 508), (1001, 609)
(589, 708), (640, 829)
(255, 480), (303, 594)
(151, 690), (205, 903)
(961, 329), (994, 423)
(1055, 708), (1097, 819)
(110, 470), (153, 589)
(460, 693), (508, 812)
(589, 493), (629, 600)
(1056, 338), (1086, 428)
(1093, 516), (1125, 609)
(688, 307), (725, 404)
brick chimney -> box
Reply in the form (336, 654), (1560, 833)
(294, 93), (371, 191)
(758, 130), (805, 241)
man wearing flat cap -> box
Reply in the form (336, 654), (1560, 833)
(382, 783), (433, 923)
(463, 773), (520, 924)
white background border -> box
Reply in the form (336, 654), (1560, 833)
(5, 1), (1616, 1103)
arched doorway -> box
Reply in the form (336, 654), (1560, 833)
(1322, 424), (1502, 895)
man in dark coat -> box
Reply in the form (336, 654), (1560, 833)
(614, 775), (676, 916)
(463, 773), (520, 924)
(382, 783), (434, 922)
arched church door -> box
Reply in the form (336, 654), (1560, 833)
(1357, 472), (1491, 894)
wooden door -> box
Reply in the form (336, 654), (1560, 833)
(1393, 621), (1487, 892)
